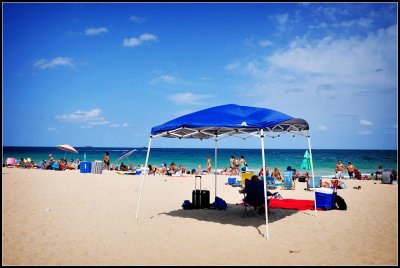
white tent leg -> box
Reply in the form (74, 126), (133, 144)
(307, 132), (317, 218)
(260, 129), (269, 240)
(214, 138), (218, 200)
(135, 137), (152, 220)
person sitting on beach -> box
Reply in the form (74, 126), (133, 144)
(40, 160), (47, 169)
(195, 165), (203, 175)
(390, 170), (397, 180)
(376, 165), (383, 181)
(271, 167), (283, 182)
(160, 163), (167, 175)
(148, 164), (159, 175)
(120, 162), (128, 171)
(220, 168), (231, 175)
(178, 164), (186, 174)
(169, 162), (177, 175)
(259, 166), (270, 177)
(44, 154), (55, 170)
(67, 159), (75, 170)
(335, 160), (344, 179)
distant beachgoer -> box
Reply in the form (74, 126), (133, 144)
(271, 167), (283, 182)
(376, 165), (383, 181)
(239, 155), (247, 172)
(169, 162), (177, 175)
(120, 162), (128, 171)
(148, 164), (159, 175)
(206, 156), (212, 173)
(335, 160), (344, 179)
(390, 170), (397, 180)
(45, 154), (55, 170)
(196, 165), (202, 175)
(347, 162), (355, 179)
(160, 163), (167, 175)
(103, 151), (110, 170)
(259, 166), (270, 177)
(229, 156), (235, 174)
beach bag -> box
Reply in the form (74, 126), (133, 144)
(182, 200), (194, 210)
(298, 176), (306, 183)
(335, 195), (347, 210)
(213, 196), (227, 210)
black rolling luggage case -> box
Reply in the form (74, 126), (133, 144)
(192, 176), (210, 209)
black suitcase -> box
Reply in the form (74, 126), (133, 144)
(192, 189), (201, 209)
(192, 176), (210, 209)
(200, 190), (210, 208)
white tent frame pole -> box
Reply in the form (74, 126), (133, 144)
(135, 137), (152, 220)
(260, 129), (270, 240)
(214, 137), (218, 200)
(307, 131), (317, 218)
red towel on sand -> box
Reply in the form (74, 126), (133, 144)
(269, 199), (322, 210)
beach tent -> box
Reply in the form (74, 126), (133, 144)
(136, 104), (316, 239)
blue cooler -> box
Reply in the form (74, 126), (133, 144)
(308, 176), (321, 188)
(315, 188), (336, 210)
(80, 161), (92, 173)
(227, 177), (236, 184)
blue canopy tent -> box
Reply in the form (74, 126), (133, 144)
(136, 104), (317, 239)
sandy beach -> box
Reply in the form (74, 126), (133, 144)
(2, 167), (398, 265)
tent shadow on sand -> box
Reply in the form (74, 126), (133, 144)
(158, 203), (303, 237)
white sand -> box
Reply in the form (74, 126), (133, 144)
(2, 167), (398, 265)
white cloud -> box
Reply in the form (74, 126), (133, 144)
(168, 92), (213, 105)
(47, 127), (56, 131)
(358, 130), (371, 135)
(130, 15), (147, 23)
(265, 25), (397, 88)
(225, 61), (241, 71)
(276, 13), (289, 26)
(150, 75), (177, 85)
(110, 124), (120, 127)
(55, 108), (109, 127)
(259, 39), (273, 47)
(123, 33), (158, 47)
(55, 108), (101, 122)
(122, 123), (128, 127)
(34, 57), (74, 70)
(85, 27), (108, 36)
(360, 119), (373, 126)
(317, 125), (327, 131)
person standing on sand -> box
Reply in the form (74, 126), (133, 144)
(347, 162), (355, 179)
(335, 160), (344, 179)
(206, 156), (212, 174)
(103, 151), (110, 170)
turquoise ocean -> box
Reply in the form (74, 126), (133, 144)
(2, 146), (398, 177)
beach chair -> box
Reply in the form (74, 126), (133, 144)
(307, 176), (322, 188)
(381, 171), (392, 184)
(265, 176), (277, 190)
(241, 171), (254, 187)
(242, 179), (267, 218)
(283, 171), (294, 190)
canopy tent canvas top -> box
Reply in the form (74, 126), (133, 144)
(136, 104), (317, 240)
(151, 104), (309, 139)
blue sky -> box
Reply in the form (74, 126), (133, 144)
(2, 3), (398, 149)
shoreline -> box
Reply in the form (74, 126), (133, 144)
(2, 168), (398, 265)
